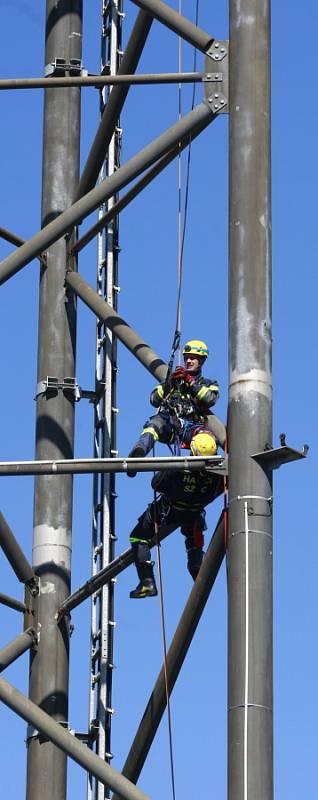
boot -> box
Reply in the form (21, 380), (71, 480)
(129, 577), (158, 599)
(127, 433), (154, 477)
(129, 557), (158, 599)
(187, 548), (204, 581)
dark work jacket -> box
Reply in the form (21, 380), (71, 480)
(150, 372), (220, 422)
(152, 468), (223, 512)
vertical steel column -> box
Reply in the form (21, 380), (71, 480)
(88, 3), (123, 800)
(228, 2), (272, 800)
(26, 4), (82, 800)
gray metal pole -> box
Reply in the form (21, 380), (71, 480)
(77, 9), (153, 198)
(0, 512), (36, 586)
(0, 677), (150, 800)
(0, 629), (36, 673)
(0, 226), (25, 247)
(0, 102), (214, 286)
(0, 227), (46, 266)
(0, 72), (203, 90)
(228, 1), (273, 799)
(0, 454), (224, 477)
(66, 270), (168, 380)
(0, 592), (26, 614)
(112, 514), (225, 796)
(26, 4), (82, 800)
(130, 0), (213, 51)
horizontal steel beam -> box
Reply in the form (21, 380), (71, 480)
(58, 524), (178, 620)
(113, 513), (225, 795)
(0, 592), (26, 613)
(0, 677), (150, 800)
(0, 455), (224, 477)
(0, 102), (213, 286)
(0, 628), (36, 672)
(130, 0), (214, 52)
(0, 512), (36, 586)
(66, 270), (167, 380)
(0, 72), (203, 90)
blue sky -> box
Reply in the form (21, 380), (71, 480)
(0, 1), (317, 798)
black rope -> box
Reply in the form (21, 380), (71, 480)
(167, 0), (200, 383)
(153, 479), (177, 800)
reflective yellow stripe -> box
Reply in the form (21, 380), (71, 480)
(196, 384), (219, 400)
(156, 385), (165, 399)
(129, 537), (150, 544)
(142, 426), (159, 441)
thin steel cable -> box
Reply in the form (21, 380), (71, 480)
(177, 0), (183, 358)
(153, 484), (177, 800)
(179, 0), (199, 271)
(175, 0), (200, 365)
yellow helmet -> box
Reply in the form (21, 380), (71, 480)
(190, 432), (217, 457)
(183, 339), (209, 360)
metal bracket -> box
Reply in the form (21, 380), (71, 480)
(35, 376), (81, 401)
(35, 377), (105, 404)
(206, 40), (228, 63)
(44, 58), (87, 77)
(251, 433), (309, 471)
(207, 90), (227, 113)
(26, 574), (39, 598)
(203, 72), (223, 83)
(204, 47), (228, 114)
(26, 719), (69, 745)
(205, 455), (228, 476)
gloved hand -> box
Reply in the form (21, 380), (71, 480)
(183, 371), (195, 386)
(170, 366), (187, 383)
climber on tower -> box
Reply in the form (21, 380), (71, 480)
(129, 429), (224, 598)
(128, 339), (225, 476)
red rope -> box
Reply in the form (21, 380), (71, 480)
(223, 434), (229, 551)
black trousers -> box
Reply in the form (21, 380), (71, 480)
(129, 495), (206, 580)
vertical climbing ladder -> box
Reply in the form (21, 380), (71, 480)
(87, 2), (124, 799)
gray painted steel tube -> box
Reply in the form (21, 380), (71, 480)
(58, 524), (179, 618)
(72, 110), (211, 254)
(0, 629), (36, 672)
(112, 513), (225, 795)
(228, 1), (273, 799)
(0, 72), (202, 90)
(0, 455), (224, 477)
(0, 592), (26, 613)
(0, 512), (35, 584)
(73, 147), (184, 254)
(27, 4), (82, 800)
(66, 270), (167, 380)
(0, 103), (213, 286)
(130, 0), (213, 51)
(77, 10), (153, 198)
(0, 227), (46, 266)
(0, 226), (25, 247)
(0, 677), (150, 800)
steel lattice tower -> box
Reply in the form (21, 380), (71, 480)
(0, 2), (308, 799)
